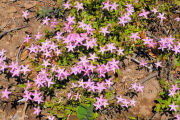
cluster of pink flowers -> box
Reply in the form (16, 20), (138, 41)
(1, 1), (178, 119)
(141, 35), (179, 55)
(102, 1), (119, 11)
(118, 4), (134, 27)
(130, 82), (144, 93)
(117, 95), (136, 108)
(168, 84), (179, 98)
(94, 95), (109, 110)
(63, 1), (84, 11)
(158, 35), (179, 54)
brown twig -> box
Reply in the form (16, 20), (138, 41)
(141, 72), (158, 84)
(21, 102), (27, 120)
(125, 54), (153, 71)
(0, 25), (28, 39)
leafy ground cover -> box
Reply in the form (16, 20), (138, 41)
(0, 0), (179, 120)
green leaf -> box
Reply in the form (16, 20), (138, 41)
(155, 104), (161, 112)
(175, 58), (180, 66)
(18, 84), (26, 88)
(77, 104), (94, 120)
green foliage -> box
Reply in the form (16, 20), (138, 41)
(38, 7), (53, 18)
(29, 0), (179, 119)
(18, 84), (27, 88)
(154, 79), (180, 114)
(77, 103), (94, 120)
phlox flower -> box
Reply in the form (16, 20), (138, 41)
(117, 47), (124, 56)
(75, 2), (84, 11)
(99, 26), (110, 36)
(24, 35), (31, 43)
(151, 8), (158, 14)
(117, 96), (125, 103)
(33, 106), (41, 115)
(42, 17), (50, 25)
(64, 1), (71, 9)
(139, 9), (149, 19)
(157, 13), (166, 23)
(96, 82), (106, 93)
(169, 102), (178, 111)
(22, 10), (29, 19)
(74, 93), (81, 100)
(155, 61), (162, 68)
(111, 2), (118, 11)
(1, 88), (11, 99)
(130, 32), (140, 41)
(102, 1), (111, 11)
(50, 19), (58, 28)
(139, 59), (147, 67)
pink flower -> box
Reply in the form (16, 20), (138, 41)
(136, 84), (144, 92)
(169, 102), (178, 111)
(117, 47), (124, 55)
(175, 17), (180, 22)
(106, 43), (116, 53)
(102, 1), (111, 11)
(96, 82), (106, 93)
(130, 32), (140, 41)
(23, 90), (32, 101)
(130, 83), (138, 90)
(42, 17), (50, 25)
(67, 92), (72, 100)
(21, 65), (31, 75)
(139, 59), (147, 67)
(64, 1), (71, 9)
(105, 78), (113, 88)
(139, 9), (149, 19)
(168, 89), (176, 98)
(88, 53), (98, 62)
(50, 19), (58, 28)
(94, 95), (109, 110)
(74, 93), (81, 100)
(155, 61), (162, 68)
(117, 96), (125, 103)
(24, 35), (31, 43)
(172, 44), (180, 55)
(118, 16), (127, 27)
(35, 32), (42, 40)
(66, 16), (75, 25)
(55, 32), (63, 42)
(1, 88), (11, 99)
(176, 114), (180, 120)
(151, 8), (158, 14)
(171, 84), (179, 92)
(75, 2), (84, 11)
(33, 106), (41, 115)
(78, 79), (85, 88)
(32, 90), (43, 104)
(157, 13), (166, 23)
(22, 10), (29, 19)
(99, 26), (110, 36)
(42, 59), (51, 68)
(66, 44), (75, 52)
(122, 99), (130, 108)
(46, 77), (54, 88)
(130, 99), (136, 106)
(111, 2), (118, 11)
(98, 46), (106, 55)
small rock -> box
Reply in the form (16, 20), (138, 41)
(20, 49), (29, 61)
